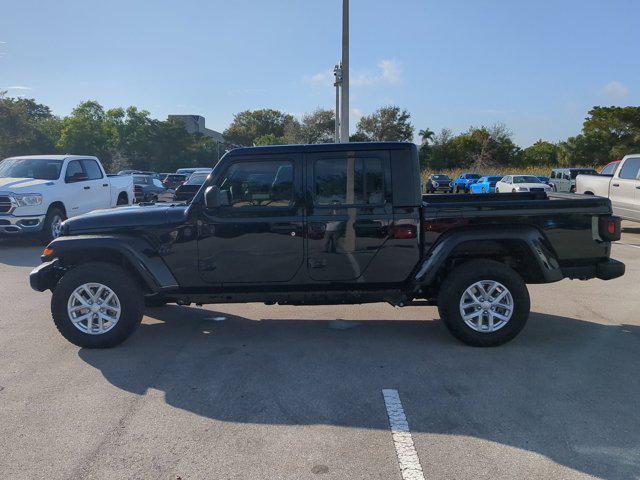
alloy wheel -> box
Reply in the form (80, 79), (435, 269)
(459, 280), (514, 333)
(67, 283), (121, 335)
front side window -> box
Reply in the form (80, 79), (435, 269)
(618, 158), (640, 180)
(314, 157), (385, 205)
(217, 160), (293, 208)
(82, 159), (103, 180)
(65, 160), (85, 182)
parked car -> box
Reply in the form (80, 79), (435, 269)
(469, 176), (503, 194)
(495, 175), (553, 193)
(537, 176), (551, 186)
(0, 155), (134, 243)
(176, 167), (213, 176)
(576, 154), (640, 222)
(30, 142), (624, 350)
(549, 168), (597, 193)
(454, 173), (482, 193)
(173, 171), (210, 202)
(425, 174), (453, 193)
(132, 174), (166, 203)
(162, 173), (187, 190)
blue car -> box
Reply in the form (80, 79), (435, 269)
(469, 176), (503, 194)
(454, 173), (482, 193)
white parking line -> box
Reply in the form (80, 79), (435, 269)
(382, 389), (425, 480)
(617, 242), (640, 250)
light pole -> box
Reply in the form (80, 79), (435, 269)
(333, 64), (342, 143)
(340, 0), (349, 143)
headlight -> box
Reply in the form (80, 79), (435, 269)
(516, 187), (529, 192)
(17, 194), (44, 206)
(14, 194), (43, 206)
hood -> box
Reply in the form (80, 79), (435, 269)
(64, 203), (189, 235)
(0, 177), (55, 192)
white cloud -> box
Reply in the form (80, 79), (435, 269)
(602, 81), (629, 100)
(5, 86), (32, 91)
(306, 59), (403, 88)
(350, 107), (364, 119)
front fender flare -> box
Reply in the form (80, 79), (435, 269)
(46, 235), (179, 292)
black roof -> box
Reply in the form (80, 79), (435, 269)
(228, 141), (416, 156)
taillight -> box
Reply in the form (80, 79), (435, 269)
(391, 224), (417, 240)
(598, 216), (621, 242)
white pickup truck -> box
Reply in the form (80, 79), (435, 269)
(576, 154), (640, 222)
(0, 155), (134, 242)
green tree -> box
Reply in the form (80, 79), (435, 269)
(57, 101), (119, 168)
(287, 108), (335, 144)
(355, 106), (414, 142)
(253, 134), (288, 146)
(223, 109), (297, 146)
(521, 140), (558, 166)
(0, 92), (61, 158)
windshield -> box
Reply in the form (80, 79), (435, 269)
(467, 174), (481, 179)
(513, 176), (544, 184)
(0, 158), (63, 180)
(432, 175), (450, 180)
(487, 176), (502, 182)
(185, 173), (209, 185)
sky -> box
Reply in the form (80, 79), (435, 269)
(1, 0), (639, 147)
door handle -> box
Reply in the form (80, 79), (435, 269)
(102, 183), (108, 187)
(612, 183), (620, 187)
(83, 186), (91, 190)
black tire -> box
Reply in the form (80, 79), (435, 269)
(437, 259), (530, 347)
(51, 262), (144, 348)
(482, 187), (486, 194)
(40, 206), (66, 244)
(455, 186), (460, 194)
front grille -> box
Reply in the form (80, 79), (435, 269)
(530, 188), (545, 192)
(0, 196), (12, 213)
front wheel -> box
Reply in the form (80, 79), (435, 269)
(437, 259), (530, 347)
(51, 262), (144, 348)
(40, 207), (66, 244)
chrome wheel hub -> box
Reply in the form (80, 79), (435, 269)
(51, 215), (63, 238)
(459, 280), (514, 333)
(67, 283), (121, 335)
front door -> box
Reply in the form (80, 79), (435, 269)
(305, 149), (393, 282)
(197, 154), (304, 284)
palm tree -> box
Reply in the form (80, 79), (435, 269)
(419, 128), (435, 146)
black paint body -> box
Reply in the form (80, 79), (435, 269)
(32, 142), (624, 304)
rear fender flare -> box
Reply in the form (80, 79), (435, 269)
(414, 226), (563, 286)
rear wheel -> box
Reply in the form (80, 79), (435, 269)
(437, 260), (530, 347)
(51, 262), (144, 348)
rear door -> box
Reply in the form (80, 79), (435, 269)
(305, 149), (392, 281)
(81, 159), (110, 211)
(63, 160), (92, 216)
(611, 156), (640, 220)
(197, 154), (304, 284)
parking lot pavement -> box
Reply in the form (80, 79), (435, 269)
(0, 225), (639, 480)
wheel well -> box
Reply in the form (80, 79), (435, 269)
(584, 191), (594, 195)
(59, 249), (153, 294)
(48, 201), (67, 217)
(117, 192), (129, 203)
(435, 239), (546, 286)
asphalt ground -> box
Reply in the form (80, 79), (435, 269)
(0, 223), (638, 480)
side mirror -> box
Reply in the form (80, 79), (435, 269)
(204, 185), (230, 209)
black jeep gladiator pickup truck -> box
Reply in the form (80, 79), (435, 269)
(30, 142), (625, 348)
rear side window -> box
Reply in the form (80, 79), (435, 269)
(82, 159), (103, 180)
(601, 163), (618, 176)
(314, 157), (385, 205)
(618, 157), (640, 180)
